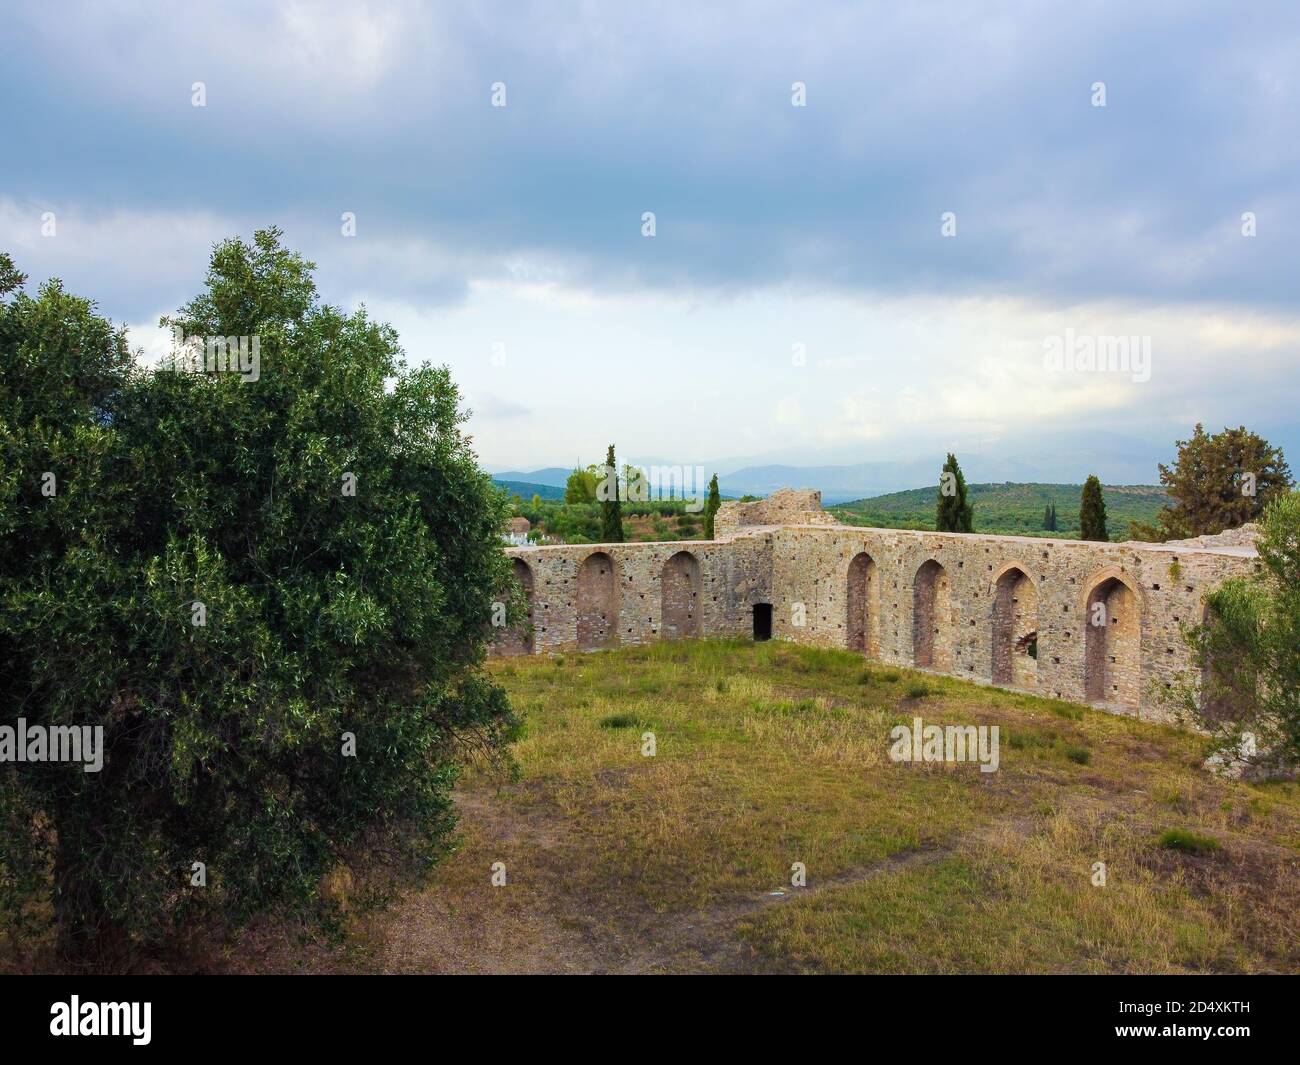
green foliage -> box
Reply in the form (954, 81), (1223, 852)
(1043, 503), (1057, 532)
(935, 453), (973, 533)
(831, 482), (1162, 539)
(1158, 828), (1220, 854)
(599, 444), (624, 543)
(513, 496), (698, 544)
(1079, 475), (1109, 542)
(1133, 424), (1292, 542)
(1177, 491), (1300, 770)
(564, 465), (598, 504)
(0, 231), (517, 964)
(704, 473), (721, 539)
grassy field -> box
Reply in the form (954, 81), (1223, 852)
(830, 483), (1168, 540)
(12, 639), (1295, 974)
(215, 638), (1300, 975)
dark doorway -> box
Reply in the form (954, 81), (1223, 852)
(752, 603), (773, 641)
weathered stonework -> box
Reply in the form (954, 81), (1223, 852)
(714, 487), (838, 539)
(498, 494), (1260, 724)
(499, 536), (773, 652)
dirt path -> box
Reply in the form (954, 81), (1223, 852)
(370, 788), (1076, 975)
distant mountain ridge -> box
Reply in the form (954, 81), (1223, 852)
(492, 478), (566, 500)
(491, 467), (572, 490)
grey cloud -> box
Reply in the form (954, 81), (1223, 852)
(1, 1), (1297, 319)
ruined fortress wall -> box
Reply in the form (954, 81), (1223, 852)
(767, 525), (1257, 722)
(500, 535), (772, 653)
(498, 518), (1258, 724)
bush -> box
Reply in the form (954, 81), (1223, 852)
(0, 232), (517, 965)
(1158, 828), (1220, 854)
(1177, 491), (1300, 771)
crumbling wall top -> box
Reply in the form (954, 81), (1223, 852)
(1158, 522), (1261, 551)
(715, 488), (840, 539)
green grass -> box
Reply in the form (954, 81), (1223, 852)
(473, 639), (1300, 973)
(17, 637), (1295, 976)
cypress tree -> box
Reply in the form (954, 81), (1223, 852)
(936, 453), (974, 532)
(600, 443), (625, 542)
(1080, 475), (1109, 541)
(704, 473), (721, 539)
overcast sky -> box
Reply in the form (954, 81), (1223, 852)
(2, 1), (1297, 477)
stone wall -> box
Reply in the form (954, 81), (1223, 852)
(660, 549), (703, 639)
(498, 503), (1260, 724)
(764, 524), (1257, 721)
(491, 557), (535, 656)
(499, 534), (773, 653)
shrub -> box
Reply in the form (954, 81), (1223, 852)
(1158, 828), (1221, 854)
(1176, 491), (1300, 771)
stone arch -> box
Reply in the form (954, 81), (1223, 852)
(577, 551), (619, 650)
(660, 550), (701, 639)
(992, 564), (1038, 688)
(1075, 566), (1146, 615)
(846, 551), (880, 657)
(913, 559), (953, 670)
(494, 557), (535, 656)
(1083, 572), (1141, 708)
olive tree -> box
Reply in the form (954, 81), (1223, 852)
(0, 231), (518, 966)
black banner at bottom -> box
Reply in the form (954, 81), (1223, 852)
(0, 974), (1288, 1052)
